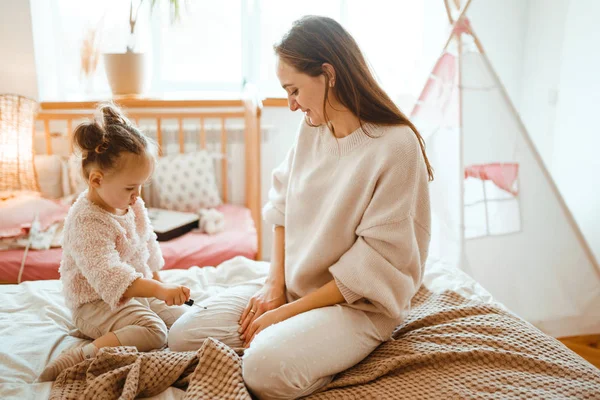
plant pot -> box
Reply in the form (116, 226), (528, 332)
(103, 52), (150, 96)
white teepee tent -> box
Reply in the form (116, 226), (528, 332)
(411, 0), (600, 338)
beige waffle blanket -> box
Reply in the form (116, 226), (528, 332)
(51, 287), (600, 400)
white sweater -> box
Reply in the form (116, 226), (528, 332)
(59, 192), (163, 311)
(263, 121), (431, 339)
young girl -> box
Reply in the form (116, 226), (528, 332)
(39, 104), (190, 381)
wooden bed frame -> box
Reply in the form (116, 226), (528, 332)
(35, 87), (263, 259)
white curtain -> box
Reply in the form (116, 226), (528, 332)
(29, 0), (442, 108)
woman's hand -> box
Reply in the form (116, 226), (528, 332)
(239, 281), (286, 342)
(243, 304), (295, 347)
(156, 283), (190, 306)
(241, 280), (346, 347)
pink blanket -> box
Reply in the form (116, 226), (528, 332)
(0, 195), (70, 238)
(0, 204), (257, 283)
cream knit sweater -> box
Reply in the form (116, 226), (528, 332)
(59, 192), (163, 311)
(263, 121), (431, 339)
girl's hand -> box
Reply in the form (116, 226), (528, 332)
(243, 305), (294, 348)
(157, 283), (190, 306)
(239, 282), (286, 342)
(152, 271), (162, 282)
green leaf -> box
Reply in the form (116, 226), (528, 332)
(149, 0), (183, 24)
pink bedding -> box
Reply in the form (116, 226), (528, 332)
(0, 204), (257, 283)
(0, 195), (71, 238)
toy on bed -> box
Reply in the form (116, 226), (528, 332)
(197, 208), (225, 235)
(148, 207), (224, 240)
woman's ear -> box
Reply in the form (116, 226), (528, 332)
(88, 169), (103, 189)
(322, 63), (336, 87)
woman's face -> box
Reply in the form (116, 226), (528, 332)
(276, 57), (329, 126)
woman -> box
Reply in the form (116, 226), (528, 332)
(168, 15), (433, 399)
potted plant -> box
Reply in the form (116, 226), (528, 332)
(103, 0), (182, 96)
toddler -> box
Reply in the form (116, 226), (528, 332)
(39, 104), (190, 381)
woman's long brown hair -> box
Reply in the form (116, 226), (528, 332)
(275, 15), (434, 181)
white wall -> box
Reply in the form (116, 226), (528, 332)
(550, 0), (600, 262)
(0, 0), (38, 98)
(516, 0), (600, 263)
(519, 0), (570, 171)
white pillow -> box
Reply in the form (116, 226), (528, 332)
(152, 151), (222, 212)
(67, 154), (88, 196)
(34, 155), (67, 199)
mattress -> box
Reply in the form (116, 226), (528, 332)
(0, 204), (257, 283)
(1, 258), (598, 399)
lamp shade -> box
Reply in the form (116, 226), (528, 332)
(0, 94), (39, 193)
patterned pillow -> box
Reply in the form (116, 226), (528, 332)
(152, 151), (222, 212)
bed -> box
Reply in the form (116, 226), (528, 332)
(1, 257), (599, 399)
(0, 90), (264, 284)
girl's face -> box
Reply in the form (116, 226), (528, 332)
(91, 153), (153, 212)
(276, 58), (330, 126)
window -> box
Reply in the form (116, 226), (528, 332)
(253, 0), (343, 96)
(31, 0), (431, 108)
(463, 163), (522, 239)
(152, 1), (243, 92)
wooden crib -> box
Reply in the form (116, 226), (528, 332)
(0, 87), (263, 283)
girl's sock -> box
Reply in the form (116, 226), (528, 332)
(38, 343), (98, 381)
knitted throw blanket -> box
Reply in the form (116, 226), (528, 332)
(51, 287), (600, 399)
(50, 337), (249, 400)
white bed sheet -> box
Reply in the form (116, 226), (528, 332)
(0, 257), (496, 400)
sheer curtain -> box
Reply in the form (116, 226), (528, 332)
(30, 0), (444, 109)
(253, 0), (436, 109)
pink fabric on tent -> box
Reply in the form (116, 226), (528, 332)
(0, 204), (257, 283)
(464, 163), (519, 195)
(452, 17), (472, 35)
(411, 52), (457, 119)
